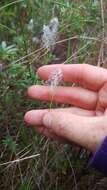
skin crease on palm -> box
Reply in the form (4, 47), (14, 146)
(24, 64), (107, 153)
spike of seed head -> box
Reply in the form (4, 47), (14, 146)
(45, 68), (63, 92)
(41, 17), (59, 51)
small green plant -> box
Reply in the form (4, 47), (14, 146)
(2, 136), (17, 153)
(0, 41), (17, 61)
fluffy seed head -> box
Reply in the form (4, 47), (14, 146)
(45, 68), (63, 90)
(41, 17), (59, 51)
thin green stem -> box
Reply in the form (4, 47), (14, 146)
(0, 0), (24, 11)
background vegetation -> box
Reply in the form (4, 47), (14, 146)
(0, 0), (107, 189)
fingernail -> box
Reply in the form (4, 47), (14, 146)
(43, 113), (52, 128)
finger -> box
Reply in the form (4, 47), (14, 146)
(24, 110), (61, 140)
(24, 108), (95, 127)
(43, 111), (107, 152)
(24, 110), (70, 142)
(34, 125), (68, 143)
(24, 108), (95, 144)
(28, 85), (97, 109)
(96, 82), (107, 115)
(33, 125), (57, 139)
(65, 107), (95, 116)
(37, 64), (107, 91)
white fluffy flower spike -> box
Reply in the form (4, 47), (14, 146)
(45, 68), (63, 92)
(42, 17), (59, 51)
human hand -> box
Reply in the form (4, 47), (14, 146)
(24, 64), (107, 153)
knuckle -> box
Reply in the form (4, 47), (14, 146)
(98, 82), (107, 109)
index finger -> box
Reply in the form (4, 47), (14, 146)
(37, 64), (107, 91)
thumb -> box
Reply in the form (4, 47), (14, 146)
(43, 111), (107, 152)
